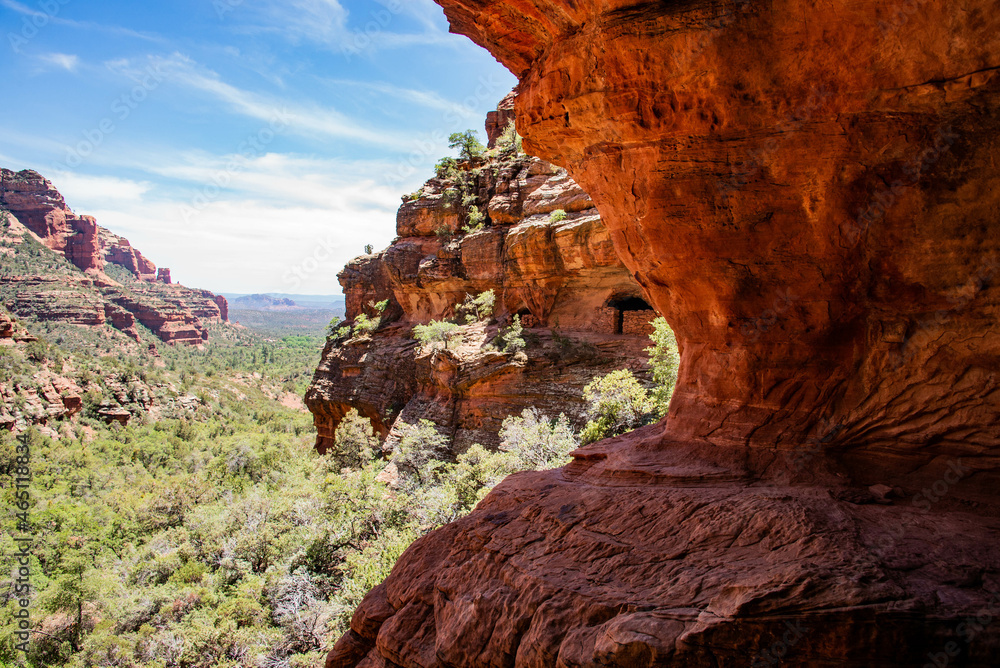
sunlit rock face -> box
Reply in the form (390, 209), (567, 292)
(305, 132), (658, 455)
(324, 1), (1000, 666)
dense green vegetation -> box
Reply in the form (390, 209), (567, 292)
(0, 309), (680, 667)
(0, 336), (581, 668)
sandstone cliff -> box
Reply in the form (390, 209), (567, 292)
(1, 168), (158, 279)
(327, 1), (1000, 666)
(1, 169), (228, 345)
(306, 109), (659, 456)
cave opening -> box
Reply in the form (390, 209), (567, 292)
(606, 295), (654, 334)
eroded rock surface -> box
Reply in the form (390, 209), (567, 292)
(307, 123), (657, 453)
(327, 0), (1000, 666)
(1, 169), (228, 344)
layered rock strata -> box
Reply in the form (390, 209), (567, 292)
(306, 119), (658, 454)
(326, 0), (1000, 666)
(1, 169), (228, 344)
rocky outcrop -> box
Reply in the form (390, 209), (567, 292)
(213, 294), (229, 322)
(485, 90), (516, 148)
(1, 169), (229, 344)
(100, 229), (157, 280)
(2, 168), (202, 287)
(306, 115), (658, 454)
(106, 286), (216, 345)
(327, 1), (1000, 666)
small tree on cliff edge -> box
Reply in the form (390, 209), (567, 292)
(448, 131), (485, 161)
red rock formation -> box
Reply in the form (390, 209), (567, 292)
(104, 303), (141, 342)
(2, 168), (229, 342)
(0, 310), (14, 339)
(108, 288), (208, 345)
(100, 229), (158, 280)
(0, 370), (83, 432)
(307, 125), (657, 454)
(326, 1), (1000, 666)
(214, 294), (229, 322)
(485, 90), (516, 148)
(64, 216), (103, 272)
(1, 169), (105, 272)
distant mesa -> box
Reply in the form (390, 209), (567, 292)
(1, 167), (228, 345)
(231, 293), (299, 310)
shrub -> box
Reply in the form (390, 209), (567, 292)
(364, 244), (374, 255)
(448, 130), (485, 161)
(392, 420), (448, 489)
(646, 317), (680, 417)
(500, 315), (525, 354)
(579, 369), (656, 444)
(462, 205), (485, 233)
(456, 290), (495, 324)
(325, 316), (342, 341)
(499, 408), (578, 470)
(435, 157), (458, 178)
(353, 300), (388, 337)
(412, 320), (461, 350)
(495, 120), (523, 156)
(26, 339), (49, 363)
(328, 409), (379, 470)
(549, 209), (567, 223)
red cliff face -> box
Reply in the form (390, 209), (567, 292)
(1, 169), (105, 272)
(2, 169), (229, 344)
(213, 294), (229, 322)
(306, 124), (658, 455)
(326, 1), (1000, 666)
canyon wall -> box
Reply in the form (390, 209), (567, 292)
(1, 169), (228, 344)
(306, 128), (658, 454)
(326, 1), (1000, 666)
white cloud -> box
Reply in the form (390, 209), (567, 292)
(85, 194), (397, 295)
(32, 151), (407, 295)
(46, 172), (153, 206)
(109, 53), (407, 149)
(318, 78), (479, 119)
(38, 53), (80, 72)
(232, 0), (349, 45)
(1, 0), (166, 43)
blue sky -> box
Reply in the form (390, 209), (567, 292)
(0, 0), (515, 294)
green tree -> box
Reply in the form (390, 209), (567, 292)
(354, 300), (388, 337)
(646, 317), (680, 417)
(325, 316), (342, 341)
(500, 315), (525, 353)
(579, 369), (655, 444)
(413, 320), (461, 349)
(448, 130), (485, 161)
(456, 290), (495, 324)
(499, 408), (578, 470)
(462, 205), (485, 233)
(392, 420), (448, 489)
(495, 120), (523, 156)
(329, 409), (379, 470)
